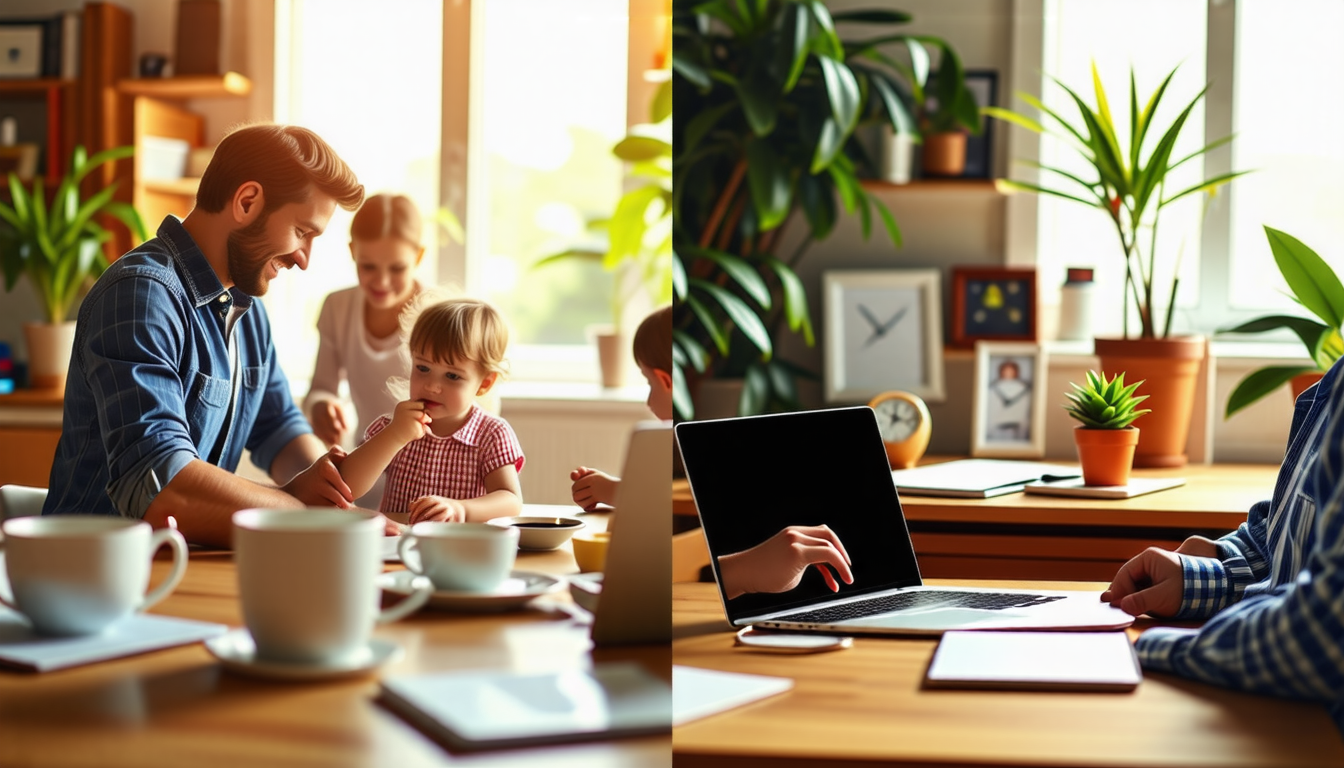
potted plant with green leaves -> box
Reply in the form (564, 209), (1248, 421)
(1064, 370), (1151, 486)
(1220, 226), (1344, 417)
(0, 145), (146, 390)
(672, 1), (973, 419)
(535, 78), (672, 387)
(983, 62), (1248, 467)
(914, 59), (984, 177)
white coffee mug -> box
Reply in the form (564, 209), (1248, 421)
(0, 515), (188, 636)
(233, 508), (433, 665)
(397, 521), (519, 593)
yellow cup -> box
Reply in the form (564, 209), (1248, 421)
(571, 531), (611, 573)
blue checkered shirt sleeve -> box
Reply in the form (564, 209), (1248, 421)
(1136, 370), (1344, 715)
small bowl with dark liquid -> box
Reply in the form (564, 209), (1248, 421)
(485, 515), (587, 551)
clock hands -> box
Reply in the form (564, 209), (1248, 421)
(858, 304), (909, 348)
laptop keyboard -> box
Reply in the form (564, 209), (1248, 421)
(778, 590), (1066, 624)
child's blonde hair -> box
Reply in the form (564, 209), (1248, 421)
(408, 296), (509, 377)
(632, 305), (672, 373)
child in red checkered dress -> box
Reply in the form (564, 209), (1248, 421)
(335, 297), (524, 523)
(568, 305), (672, 511)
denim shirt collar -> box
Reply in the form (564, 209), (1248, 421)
(154, 216), (255, 312)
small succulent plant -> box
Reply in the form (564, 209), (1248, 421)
(1064, 370), (1151, 429)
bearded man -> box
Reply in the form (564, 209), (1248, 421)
(43, 123), (385, 547)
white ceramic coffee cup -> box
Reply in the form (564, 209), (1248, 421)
(397, 521), (520, 593)
(233, 508), (433, 665)
(0, 516), (188, 636)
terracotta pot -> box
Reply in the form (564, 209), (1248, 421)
(1290, 371), (1325, 402)
(921, 132), (967, 177)
(591, 326), (630, 388)
(1094, 335), (1205, 468)
(22, 321), (76, 392)
(1073, 426), (1139, 486)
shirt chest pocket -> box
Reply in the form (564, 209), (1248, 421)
(234, 364), (270, 426)
(186, 371), (232, 444)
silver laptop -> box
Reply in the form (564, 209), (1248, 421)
(675, 407), (1134, 636)
(579, 420), (672, 646)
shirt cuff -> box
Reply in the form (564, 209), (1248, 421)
(1134, 626), (1200, 672)
(248, 415), (312, 477)
(107, 449), (197, 520)
(1175, 555), (1230, 619)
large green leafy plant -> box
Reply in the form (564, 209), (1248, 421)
(1220, 226), (1344, 417)
(535, 78), (674, 331)
(983, 63), (1248, 339)
(0, 145), (147, 323)
(672, 0), (976, 419)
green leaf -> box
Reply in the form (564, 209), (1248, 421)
(816, 55), (860, 135)
(741, 362), (770, 416)
(672, 48), (711, 90)
(672, 250), (687, 299)
(673, 330), (709, 374)
(747, 139), (793, 230)
(764, 255), (815, 346)
(810, 116), (844, 174)
(866, 190), (902, 248)
(784, 4), (811, 94)
(613, 136), (671, 163)
(672, 361), (693, 420)
(804, 0), (843, 60)
(1225, 365), (1316, 418)
(1264, 226), (1344, 330)
(691, 278), (773, 358)
(686, 293), (729, 356)
(1218, 314), (1327, 359)
(650, 79), (672, 123)
(694, 247), (771, 308)
(797, 172), (836, 240)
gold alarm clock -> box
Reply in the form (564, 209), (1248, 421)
(868, 390), (932, 469)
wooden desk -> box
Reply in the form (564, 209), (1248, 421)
(673, 581), (1344, 768)
(0, 388), (62, 488)
(673, 462), (1281, 581)
(0, 512), (671, 767)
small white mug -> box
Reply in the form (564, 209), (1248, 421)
(397, 521), (519, 593)
(0, 515), (188, 636)
(233, 508), (433, 665)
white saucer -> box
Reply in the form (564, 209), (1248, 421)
(204, 628), (403, 681)
(378, 569), (564, 612)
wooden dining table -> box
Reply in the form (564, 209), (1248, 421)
(0, 507), (671, 768)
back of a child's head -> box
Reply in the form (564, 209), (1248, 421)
(633, 305), (672, 373)
(351, 193), (423, 246)
(409, 296), (509, 377)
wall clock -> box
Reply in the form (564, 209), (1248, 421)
(868, 390), (932, 469)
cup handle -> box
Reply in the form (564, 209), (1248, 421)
(377, 573), (433, 623)
(0, 539), (16, 612)
(397, 534), (423, 573)
(138, 527), (188, 612)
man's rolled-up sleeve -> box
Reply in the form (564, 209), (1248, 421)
(85, 275), (201, 519)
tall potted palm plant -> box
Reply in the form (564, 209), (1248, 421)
(0, 145), (146, 390)
(983, 63), (1248, 466)
(672, 1), (976, 419)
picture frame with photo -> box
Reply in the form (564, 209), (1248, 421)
(951, 266), (1037, 348)
(823, 269), (945, 403)
(971, 341), (1049, 459)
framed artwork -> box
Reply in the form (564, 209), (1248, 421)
(0, 25), (45, 79)
(971, 341), (1048, 458)
(962, 70), (998, 179)
(823, 269), (945, 403)
(951, 266), (1037, 348)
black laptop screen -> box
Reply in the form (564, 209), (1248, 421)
(675, 406), (923, 622)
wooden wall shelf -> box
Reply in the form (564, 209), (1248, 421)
(861, 178), (999, 193)
(0, 79), (76, 94)
(142, 177), (201, 197)
(115, 72), (252, 100)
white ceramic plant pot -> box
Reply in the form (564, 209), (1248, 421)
(23, 321), (76, 391)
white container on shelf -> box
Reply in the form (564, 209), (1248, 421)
(139, 135), (190, 181)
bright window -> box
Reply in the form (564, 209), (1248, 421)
(269, 0), (443, 386)
(466, 0), (629, 374)
(1028, 0), (1344, 338)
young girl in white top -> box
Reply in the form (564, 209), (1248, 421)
(335, 296), (525, 524)
(303, 194), (424, 506)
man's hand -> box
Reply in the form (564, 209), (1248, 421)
(569, 466), (618, 511)
(282, 447), (354, 508)
(1176, 535), (1219, 558)
(409, 495), (467, 524)
(1100, 546), (1186, 617)
(310, 400), (350, 449)
(388, 400), (433, 444)
(718, 524), (854, 600)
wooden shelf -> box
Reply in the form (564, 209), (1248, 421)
(861, 178), (999, 193)
(141, 177), (200, 197)
(116, 72), (252, 100)
(0, 79), (76, 94)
